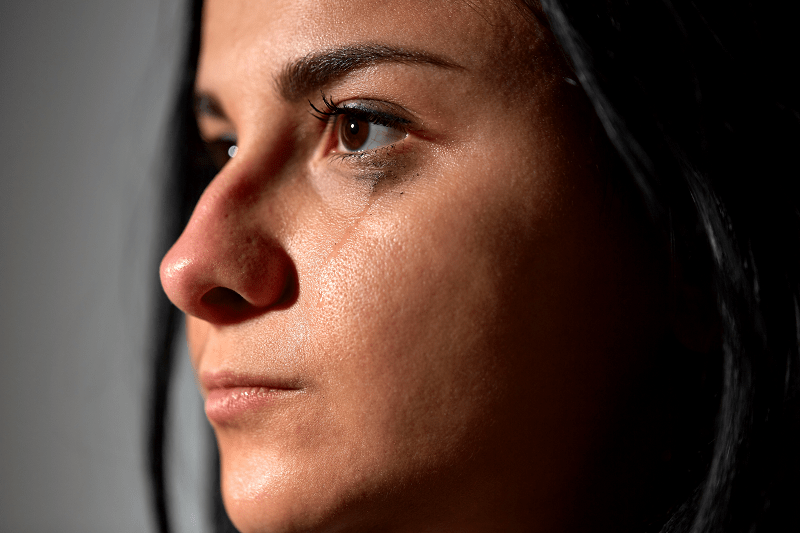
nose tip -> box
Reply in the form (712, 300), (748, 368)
(160, 220), (294, 324)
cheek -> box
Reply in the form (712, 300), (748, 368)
(304, 191), (509, 446)
(296, 143), (563, 450)
(307, 107), (665, 451)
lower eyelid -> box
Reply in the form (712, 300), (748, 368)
(333, 139), (407, 161)
(335, 143), (414, 183)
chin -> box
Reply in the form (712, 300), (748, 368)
(216, 441), (389, 533)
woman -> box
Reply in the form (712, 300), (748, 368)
(151, 0), (800, 531)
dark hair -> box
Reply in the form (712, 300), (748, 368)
(149, 1), (800, 531)
(539, 1), (800, 531)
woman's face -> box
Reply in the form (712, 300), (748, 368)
(160, 0), (672, 531)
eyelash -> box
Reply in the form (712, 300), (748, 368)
(309, 94), (409, 155)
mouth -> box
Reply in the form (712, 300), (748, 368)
(201, 371), (303, 425)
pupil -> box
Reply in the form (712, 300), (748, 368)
(348, 119), (359, 136)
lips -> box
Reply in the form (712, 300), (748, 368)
(201, 371), (301, 424)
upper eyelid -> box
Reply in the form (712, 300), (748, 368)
(199, 129), (237, 142)
(309, 96), (413, 129)
(337, 106), (411, 129)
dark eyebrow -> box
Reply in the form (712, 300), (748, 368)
(276, 44), (462, 102)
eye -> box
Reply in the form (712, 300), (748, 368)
(204, 134), (238, 172)
(335, 114), (406, 153)
(310, 96), (410, 156)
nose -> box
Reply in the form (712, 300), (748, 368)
(159, 165), (294, 324)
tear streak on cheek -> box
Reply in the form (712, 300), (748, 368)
(307, 198), (379, 314)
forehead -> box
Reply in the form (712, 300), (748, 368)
(197, 0), (549, 105)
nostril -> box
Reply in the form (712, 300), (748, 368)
(201, 287), (249, 312)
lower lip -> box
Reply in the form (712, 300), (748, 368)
(205, 386), (285, 424)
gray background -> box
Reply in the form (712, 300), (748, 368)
(0, 1), (210, 531)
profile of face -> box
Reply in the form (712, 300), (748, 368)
(160, 0), (679, 531)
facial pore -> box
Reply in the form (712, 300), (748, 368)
(160, 1), (674, 531)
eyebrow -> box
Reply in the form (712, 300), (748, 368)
(275, 44), (463, 102)
(194, 44), (462, 120)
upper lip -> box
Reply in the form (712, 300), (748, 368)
(199, 370), (303, 395)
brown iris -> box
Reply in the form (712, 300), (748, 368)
(338, 116), (370, 151)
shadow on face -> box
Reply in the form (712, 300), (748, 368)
(159, 0), (710, 531)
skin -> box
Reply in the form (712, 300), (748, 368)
(160, 0), (683, 531)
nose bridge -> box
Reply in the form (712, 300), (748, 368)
(160, 158), (294, 324)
